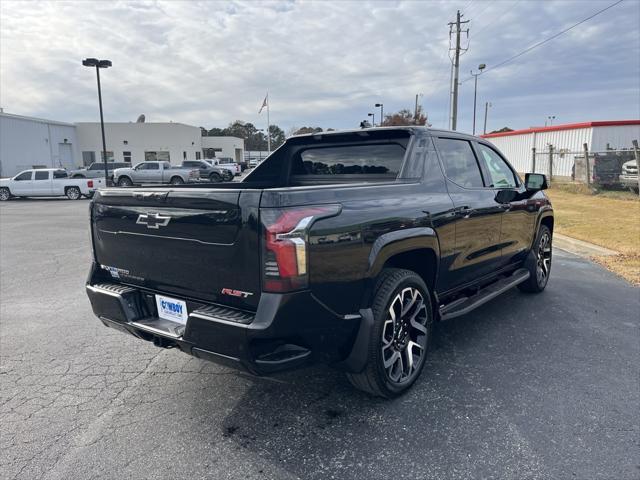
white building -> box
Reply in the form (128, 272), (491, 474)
(76, 122), (244, 166)
(201, 136), (245, 163)
(0, 112), (245, 177)
(0, 112), (78, 177)
(482, 120), (640, 177)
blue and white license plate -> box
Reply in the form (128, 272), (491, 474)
(155, 294), (188, 325)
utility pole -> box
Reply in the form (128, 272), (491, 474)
(483, 101), (491, 134)
(448, 10), (469, 131)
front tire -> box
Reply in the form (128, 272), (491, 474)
(170, 176), (184, 185)
(65, 186), (81, 200)
(518, 225), (552, 293)
(346, 268), (433, 398)
(209, 172), (222, 183)
(117, 176), (133, 187)
(0, 187), (11, 201)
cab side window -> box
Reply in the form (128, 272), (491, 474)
(34, 171), (49, 180)
(476, 143), (517, 188)
(435, 138), (484, 188)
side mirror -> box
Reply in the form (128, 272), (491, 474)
(525, 173), (548, 191)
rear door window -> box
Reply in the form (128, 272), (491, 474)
(291, 143), (405, 181)
(435, 138), (484, 188)
(34, 171), (50, 180)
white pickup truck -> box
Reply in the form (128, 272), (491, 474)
(0, 168), (103, 201)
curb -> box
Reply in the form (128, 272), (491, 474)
(554, 233), (619, 257)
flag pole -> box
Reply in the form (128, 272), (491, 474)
(266, 92), (271, 153)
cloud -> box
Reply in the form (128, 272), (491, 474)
(1, 0), (638, 133)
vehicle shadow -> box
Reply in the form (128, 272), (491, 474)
(210, 289), (552, 479)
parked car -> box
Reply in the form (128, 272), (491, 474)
(619, 159), (639, 192)
(86, 127), (553, 397)
(0, 168), (103, 200)
(69, 162), (130, 179)
(212, 157), (241, 176)
(112, 161), (199, 186)
(181, 160), (233, 182)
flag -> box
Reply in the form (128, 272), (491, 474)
(258, 93), (268, 114)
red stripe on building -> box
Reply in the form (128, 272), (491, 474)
(481, 120), (640, 139)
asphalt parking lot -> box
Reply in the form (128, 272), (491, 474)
(1, 198), (638, 480)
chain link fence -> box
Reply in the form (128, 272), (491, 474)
(527, 141), (639, 192)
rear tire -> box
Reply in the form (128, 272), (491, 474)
(346, 268), (433, 398)
(117, 176), (133, 187)
(209, 172), (222, 183)
(170, 176), (184, 185)
(65, 186), (81, 200)
(0, 187), (11, 201)
(518, 225), (552, 293)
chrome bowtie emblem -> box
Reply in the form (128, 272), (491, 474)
(136, 213), (171, 229)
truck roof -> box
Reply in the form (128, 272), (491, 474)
(289, 126), (479, 141)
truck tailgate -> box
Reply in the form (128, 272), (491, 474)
(91, 187), (262, 310)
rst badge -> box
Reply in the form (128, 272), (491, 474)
(221, 288), (254, 299)
(137, 213), (171, 229)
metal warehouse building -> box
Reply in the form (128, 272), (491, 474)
(0, 112), (78, 177)
(0, 112), (245, 178)
(482, 120), (640, 177)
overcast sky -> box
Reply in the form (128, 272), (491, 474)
(1, 0), (638, 134)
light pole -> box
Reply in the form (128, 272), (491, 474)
(368, 112), (375, 127)
(82, 58), (112, 185)
(545, 115), (556, 127)
(414, 93), (423, 123)
(375, 103), (384, 126)
(483, 101), (492, 135)
(471, 63), (486, 135)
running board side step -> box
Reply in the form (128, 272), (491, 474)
(439, 268), (530, 321)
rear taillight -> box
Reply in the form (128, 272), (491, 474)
(87, 180), (94, 188)
(261, 205), (340, 292)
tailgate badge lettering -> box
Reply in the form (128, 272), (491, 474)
(137, 213), (171, 229)
(221, 288), (253, 298)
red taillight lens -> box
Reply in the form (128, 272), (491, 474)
(87, 180), (94, 188)
(261, 205), (340, 292)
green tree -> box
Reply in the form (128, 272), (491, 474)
(269, 125), (286, 149)
(381, 106), (429, 126)
(207, 127), (225, 136)
(293, 126), (323, 135)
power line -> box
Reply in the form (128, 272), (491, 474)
(461, 0), (624, 83)
(472, 0), (523, 39)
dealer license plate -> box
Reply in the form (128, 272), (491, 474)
(155, 295), (188, 325)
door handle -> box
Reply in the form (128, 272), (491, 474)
(499, 203), (511, 210)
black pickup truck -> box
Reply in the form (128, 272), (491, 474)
(86, 127), (553, 397)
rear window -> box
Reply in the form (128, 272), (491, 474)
(53, 170), (68, 178)
(291, 144), (404, 180)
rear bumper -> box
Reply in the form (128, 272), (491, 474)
(86, 267), (364, 375)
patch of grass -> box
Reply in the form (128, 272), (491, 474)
(551, 181), (640, 201)
(546, 187), (640, 284)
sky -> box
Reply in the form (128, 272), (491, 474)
(1, 0), (639, 134)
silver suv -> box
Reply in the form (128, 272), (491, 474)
(620, 160), (639, 192)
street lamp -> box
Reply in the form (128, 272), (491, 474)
(368, 112), (375, 127)
(545, 115), (556, 127)
(375, 103), (384, 126)
(471, 63), (486, 135)
(82, 58), (112, 185)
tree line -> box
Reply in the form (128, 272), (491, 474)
(200, 107), (433, 150)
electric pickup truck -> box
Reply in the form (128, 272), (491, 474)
(86, 127), (553, 397)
